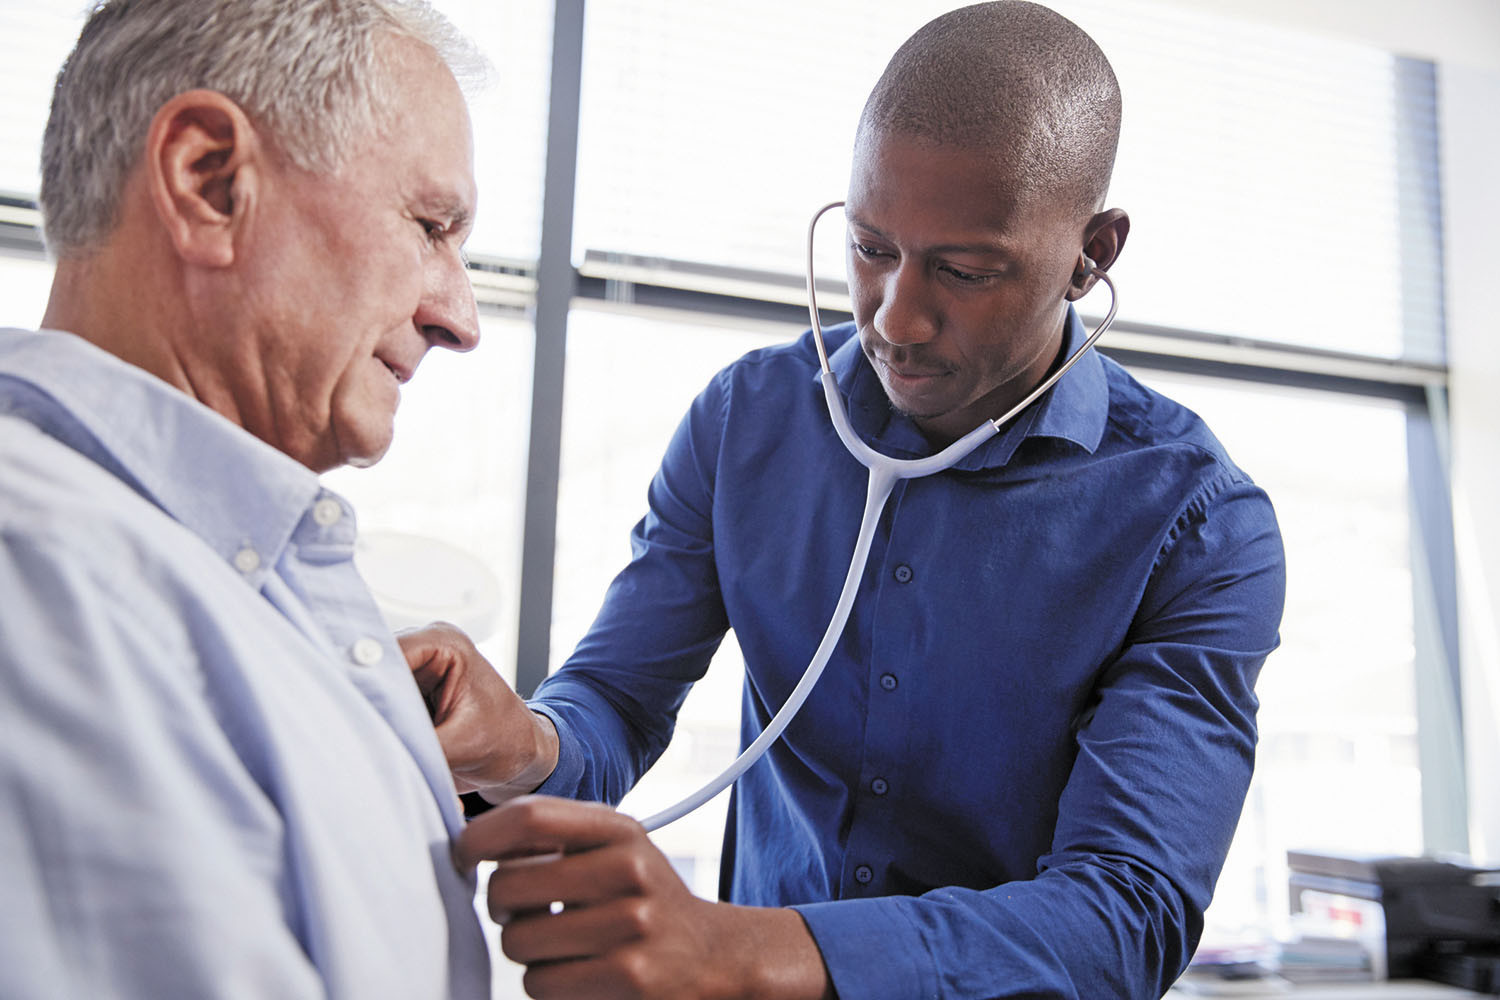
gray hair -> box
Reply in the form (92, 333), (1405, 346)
(859, 1), (1122, 216)
(40, 0), (485, 255)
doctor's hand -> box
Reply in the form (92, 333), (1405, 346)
(399, 622), (558, 802)
(456, 796), (835, 1000)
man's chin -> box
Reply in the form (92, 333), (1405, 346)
(878, 379), (947, 423)
(326, 415), (395, 472)
(343, 434), (394, 470)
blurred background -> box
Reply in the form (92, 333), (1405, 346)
(3, 1), (1497, 994)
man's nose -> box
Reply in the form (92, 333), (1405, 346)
(417, 252), (480, 352)
(873, 263), (937, 346)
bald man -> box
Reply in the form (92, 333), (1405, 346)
(409, 3), (1286, 998)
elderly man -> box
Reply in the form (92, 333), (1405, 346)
(0, 1), (488, 997)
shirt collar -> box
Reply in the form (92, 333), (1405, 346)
(0, 329), (321, 583)
(818, 306), (1108, 471)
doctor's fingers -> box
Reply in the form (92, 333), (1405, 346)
(398, 621), (481, 686)
(499, 894), (663, 965)
(486, 838), (673, 921)
(512, 952), (670, 1000)
(456, 795), (636, 869)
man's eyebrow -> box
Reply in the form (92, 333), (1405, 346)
(847, 213), (1014, 258)
(421, 196), (473, 234)
(846, 213), (890, 242)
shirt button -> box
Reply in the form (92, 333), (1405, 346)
(854, 865), (874, 885)
(879, 673), (898, 691)
(893, 564), (914, 584)
(870, 777), (888, 796)
(313, 498), (343, 526)
(232, 546), (261, 574)
(350, 637), (384, 666)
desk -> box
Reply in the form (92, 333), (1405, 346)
(1169, 980), (1477, 998)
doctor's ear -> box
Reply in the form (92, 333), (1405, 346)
(145, 90), (263, 269)
(1066, 208), (1130, 301)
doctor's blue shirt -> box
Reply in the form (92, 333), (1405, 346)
(531, 312), (1286, 1000)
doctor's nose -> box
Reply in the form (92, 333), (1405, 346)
(872, 265), (938, 347)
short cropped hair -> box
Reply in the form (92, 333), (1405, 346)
(39, 0), (484, 255)
(858, 1), (1122, 215)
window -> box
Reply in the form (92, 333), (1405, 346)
(1135, 372), (1421, 940)
(0, 4), (84, 199)
(0, 253), (51, 329)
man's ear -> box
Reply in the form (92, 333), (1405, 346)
(144, 90), (262, 269)
(1066, 208), (1130, 301)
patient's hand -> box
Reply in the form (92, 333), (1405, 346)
(400, 622), (559, 801)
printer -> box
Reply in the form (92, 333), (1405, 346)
(1287, 850), (1500, 993)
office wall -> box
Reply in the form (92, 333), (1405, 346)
(1440, 64), (1500, 865)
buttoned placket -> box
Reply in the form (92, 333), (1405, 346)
(840, 477), (921, 898)
(284, 491), (391, 674)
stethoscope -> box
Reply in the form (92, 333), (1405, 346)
(640, 201), (1119, 832)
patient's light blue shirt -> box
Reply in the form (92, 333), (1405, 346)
(531, 311), (1286, 1000)
(0, 329), (489, 999)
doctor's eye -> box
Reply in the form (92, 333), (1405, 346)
(850, 241), (887, 260)
(940, 264), (993, 284)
